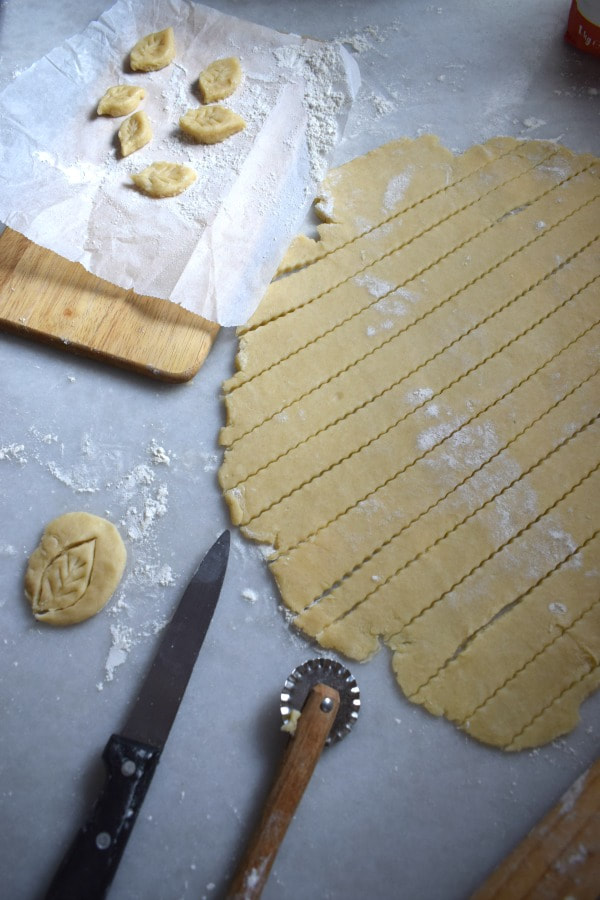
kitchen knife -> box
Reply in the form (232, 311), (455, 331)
(44, 530), (230, 900)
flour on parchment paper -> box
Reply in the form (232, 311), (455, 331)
(0, 0), (359, 326)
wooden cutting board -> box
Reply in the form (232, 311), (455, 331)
(472, 755), (600, 899)
(0, 228), (219, 382)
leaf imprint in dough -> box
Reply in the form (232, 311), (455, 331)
(25, 511), (127, 626)
(38, 539), (96, 613)
(97, 85), (145, 117)
(198, 57), (243, 103)
(131, 161), (197, 198)
(130, 27), (175, 72)
(179, 106), (246, 144)
(118, 110), (152, 157)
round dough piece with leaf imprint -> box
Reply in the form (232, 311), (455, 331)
(25, 512), (126, 626)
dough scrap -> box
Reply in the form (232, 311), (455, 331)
(118, 110), (152, 157)
(179, 106), (246, 144)
(198, 57), (243, 103)
(97, 84), (145, 117)
(219, 136), (600, 751)
(25, 512), (126, 626)
(131, 161), (196, 197)
(130, 27), (175, 72)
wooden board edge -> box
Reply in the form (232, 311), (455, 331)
(0, 316), (219, 383)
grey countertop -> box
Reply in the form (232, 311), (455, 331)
(1, 2), (599, 899)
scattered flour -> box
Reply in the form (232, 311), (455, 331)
(383, 167), (415, 211)
(273, 41), (351, 182)
(199, 451), (220, 472)
(105, 623), (134, 681)
(121, 483), (169, 541)
(559, 770), (587, 814)
(134, 562), (175, 587)
(417, 421), (455, 452)
(522, 117), (547, 131)
(373, 295), (408, 317)
(0, 544), (17, 556)
(3, 425), (188, 682)
(149, 440), (171, 466)
(29, 427), (58, 445)
(549, 601), (568, 616)
(371, 92), (396, 117)
(354, 272), (395, 298)
(338, 21), (402, 55)
(407, 387), (434, 404)
(31, 149), (100, 184)
(448, 421), (501, 468)
(47, 461), (101, 493)
(0, 443), (27, 463)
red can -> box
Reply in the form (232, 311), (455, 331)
(565, 0), (600, 54)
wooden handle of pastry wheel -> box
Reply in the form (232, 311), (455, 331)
(227, 682), (341, 900)
(471, 755), (600, 900)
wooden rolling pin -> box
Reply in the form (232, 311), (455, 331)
(472, 756), (600, 899)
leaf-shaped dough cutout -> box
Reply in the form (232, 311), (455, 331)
(131, 161), (197, 197)
(130, 27), (175, 72)
(118, 110), (152, 157)
(198, 57), (242, 103)
(179, 106), (246, 144)
(37, 539), (95, 614)
(97, 85), (145, 117)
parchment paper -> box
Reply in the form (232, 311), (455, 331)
(0, 0), (359, 325)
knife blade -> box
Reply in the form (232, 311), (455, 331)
(45, 530), (230, 900)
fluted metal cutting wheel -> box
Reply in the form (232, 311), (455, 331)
(280, 657), (360, 745)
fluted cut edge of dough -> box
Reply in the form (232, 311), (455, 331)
(219, 135), (600, 751)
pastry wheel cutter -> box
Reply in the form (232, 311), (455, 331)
(227, 657), (360, 899)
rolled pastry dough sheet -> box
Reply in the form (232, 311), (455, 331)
(219, 136), (600, 751)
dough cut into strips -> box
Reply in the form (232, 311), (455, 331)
(220, 229), (599, 498)
(221, 166), (598, 438)
(232, 279), (599, 546)
(219, 136), (600, 750)
(407, 533), (600, 721)
(277, 361), (600, 613)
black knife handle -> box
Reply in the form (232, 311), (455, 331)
(45, 733), (161, 900)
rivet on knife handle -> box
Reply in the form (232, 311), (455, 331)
(45, 735), (160, 900)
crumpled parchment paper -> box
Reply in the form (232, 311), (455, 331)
(0, 0), (359, 325)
